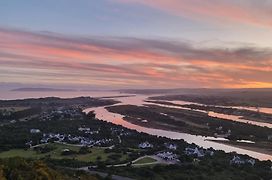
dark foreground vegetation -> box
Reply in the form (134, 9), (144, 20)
(0, 157), (101, 180)
(101, 161), (272, 180)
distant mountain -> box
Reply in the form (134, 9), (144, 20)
(11, 88), (74, 92)
(119, 88), (272, 95)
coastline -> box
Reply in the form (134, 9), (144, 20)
(117, 114), (272, 157)
(122, 116), (272, 157)
(208, 140), (272, 156)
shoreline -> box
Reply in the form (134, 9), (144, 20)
(208, 140), (272, 156)
(122, 116), (272, 157)
(120, 115), (272, 157)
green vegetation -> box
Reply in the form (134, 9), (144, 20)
(133, 157), (157, 164)
(0, 143), (128, 163)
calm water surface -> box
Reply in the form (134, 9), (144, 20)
(165, 100), (272, 128)
(84, 95), (272, 160)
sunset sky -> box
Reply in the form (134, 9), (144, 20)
(1, 0), (272, 89)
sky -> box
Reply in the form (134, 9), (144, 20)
(1, 0), (272, 89)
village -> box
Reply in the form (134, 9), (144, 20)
(0, 101), (258, 169)
(26, 119), (256, 168)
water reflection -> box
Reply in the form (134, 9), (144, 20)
(162, 100), (272, 128)
(84, 95), (272, 160)
(170, 100), (272, 115)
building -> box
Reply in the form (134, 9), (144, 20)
(165, 143), (177, 150)
(138, 142), (153, 149)
(230, 156), (256, 166)
(185, 147), (204, 157)
(25, 141), (32, 147)
(230, 156), (245, 165)
(78, 127), (91, 131)
(30, 129), (41, 134)
(247, 159), (256, 166)
(157, 151), (178, 161)
(268, 135), (272, 141)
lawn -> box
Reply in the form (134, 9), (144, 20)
(133, 157), (157, 164)
(0, 143), (128, 163)
(0, 149), (40, 158)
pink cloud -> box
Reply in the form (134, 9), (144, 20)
(1, 28), (272, 88)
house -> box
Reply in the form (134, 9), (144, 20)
(30, 129), (41, 134)
(157, 151), (178, 161)
(165, 143), (177, 150)
(25, 141), (32, 147)
(68, 136), (80, 142)
(40, 138), (49, 143)
(10, 120), (16, 124)
(138, 142), (153, 149)
(85, 130), (99, 135)
(58, 134), (65, 141)
(230, 156), (245, 165)
(230, 156), (256, 166)
(42, 133), (66, 142)
(185, 147), (204, 157)
(78, 127), (91, 132)
(247, 159), (256, 166)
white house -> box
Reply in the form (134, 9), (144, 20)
(30, 129), (41, 134)
(78, 127), (91, 132)
(62, 148), (70, 152)
(157, 151), (178, 161)
(138, 142), (153, 149)
(230, 156), (245, 165)
(185, 147), (204, 157)
(40, 138), (49, 143)
(165, 143), (177, 150)
(230, 156), (255, 166)
(25, 141), (32, 147)
(247, 159), (256, 166)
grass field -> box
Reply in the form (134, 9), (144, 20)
(0, 143), (128, 163)
(133, 157), (157, 164)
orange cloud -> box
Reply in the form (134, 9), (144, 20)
(1, 28), (272, 88)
